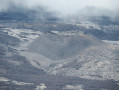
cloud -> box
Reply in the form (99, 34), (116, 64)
(0, 0), (119, 22)
(0, 0), (118, 13)
(37, 0), (116, 15)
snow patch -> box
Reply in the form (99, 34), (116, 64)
(0, 77), (33, 86)
(51, 30), (76, 36)
(76, 22), (101, 30)
(2, 28), (42, 50)
(36, 83), (47, 90)
(0, 77), (10, 82)
(63, 84), (84, 90)
(12, 80), (33, 85)
(103, 40), (119, 45)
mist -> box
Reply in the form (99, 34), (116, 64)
(0, 0), (119, 22)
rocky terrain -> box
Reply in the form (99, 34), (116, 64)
(0, 20), (119, 90)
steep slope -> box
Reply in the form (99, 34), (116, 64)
(47, 44), (119, 81)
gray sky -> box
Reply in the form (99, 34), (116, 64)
(0, 0), (119, 20)
(0, 0), (118, 13)
(35, 0), (118, 15)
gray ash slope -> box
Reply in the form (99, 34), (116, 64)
(28, 33), (102, 60)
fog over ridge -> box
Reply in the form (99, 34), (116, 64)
(0, 0), (119, 22)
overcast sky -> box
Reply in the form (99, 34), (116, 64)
(33, 0), (119, 15)
(0, 0), (119, 21)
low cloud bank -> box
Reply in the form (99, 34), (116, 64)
(0, 0), (119, 22)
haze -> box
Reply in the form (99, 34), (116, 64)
(0, 0), (119, 21)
